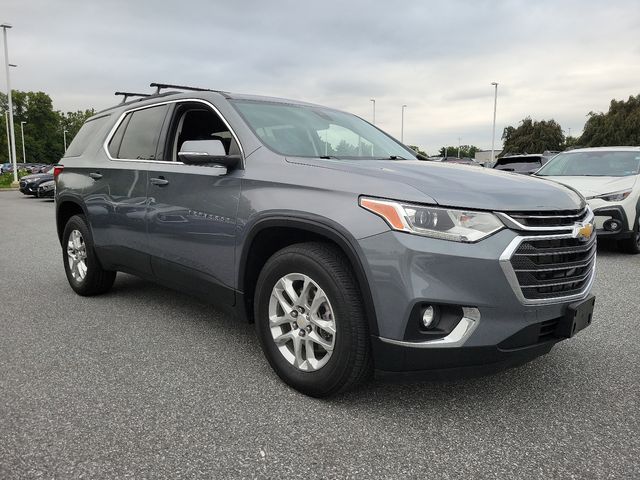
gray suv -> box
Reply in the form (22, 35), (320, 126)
(55, 84), (596, 397)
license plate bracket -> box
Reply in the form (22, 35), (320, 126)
(556, 295), (595, 338)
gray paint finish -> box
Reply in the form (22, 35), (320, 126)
(55, 89), (592, 372)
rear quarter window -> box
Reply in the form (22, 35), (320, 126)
(112, 104), (170, 160)
(64, 115), (110, 157)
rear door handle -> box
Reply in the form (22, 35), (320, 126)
(150, 176), (169, 186)
(89, 172), (103, 180)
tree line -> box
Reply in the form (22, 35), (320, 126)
(415, 92), (640, 157)
(0, 91), (94, 164)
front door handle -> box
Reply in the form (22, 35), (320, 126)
(89, 172), (103, 180)
(150, 176), (169, 186)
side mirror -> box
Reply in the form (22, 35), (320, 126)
(178, 140), (241, 169)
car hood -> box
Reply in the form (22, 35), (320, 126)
(22, 173), (48, 181)
(536, 175), (638, 197)
(287, 158), (584, 211)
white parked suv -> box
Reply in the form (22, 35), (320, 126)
(535, 146), (640, 253)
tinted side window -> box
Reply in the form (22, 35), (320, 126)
(107, 114), (131, 158)
(115, 104), (169, 160)
(64, 115), (109, 157)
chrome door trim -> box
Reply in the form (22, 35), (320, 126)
(102, 98), (245, 167)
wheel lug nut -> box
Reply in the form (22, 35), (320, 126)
(306, 326), (312, 333)
(297, 306), (305, 313)
(299, 330), (306, 337)
(292, 322), (298, 329)
(291, 310), (298, 318)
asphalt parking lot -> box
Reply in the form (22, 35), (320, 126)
(0, 192), (639, 479)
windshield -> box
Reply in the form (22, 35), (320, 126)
(232, 100), (416, 160)
(536, 151), (640, 177)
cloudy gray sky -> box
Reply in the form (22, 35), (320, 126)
(3, 0), (639, 154)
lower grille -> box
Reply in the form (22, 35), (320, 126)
(511, 235), (596, 300)
(538, 318), (560, 342)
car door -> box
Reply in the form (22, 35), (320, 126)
(146, 100), (242, 305)
(83, 103), (171, 276)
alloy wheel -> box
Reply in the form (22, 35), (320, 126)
(67, 229), (88, 282)
(268, 273), (336, 372)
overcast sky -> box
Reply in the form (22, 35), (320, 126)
(3, 0), (639, 154)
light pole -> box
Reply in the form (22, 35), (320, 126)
(568, 127), (572, 138)
(20, 120), (25, 162)
(2, 23), (18, 186)
(63, 129), (68, 152)
(4, 112), (10, 166)
(490, 82), (498, 165)
(370, 98), (376, 124)
(401, 104), (407, 143)
(458, 137), (461, 158)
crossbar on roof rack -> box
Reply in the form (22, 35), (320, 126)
(114, 91), (151, 103)
(149, 82), (229, 97)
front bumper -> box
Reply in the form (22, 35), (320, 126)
(19, 183), (38, 195)
(592, 205), (634, 240)
(358, 229), (594, 373)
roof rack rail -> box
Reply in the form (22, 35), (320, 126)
(114, 91), (151, 103)
(149, 82), (230, 98)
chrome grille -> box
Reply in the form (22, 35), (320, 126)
(499, 208), (596, 304)
(512, 236), (596, 300)
(501, 207), (589, 229)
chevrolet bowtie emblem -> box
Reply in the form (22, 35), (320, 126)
(574, 222), (594, 241)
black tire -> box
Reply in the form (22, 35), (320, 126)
(62, 214), (116, 295)
(619, 224), (640, 254)
(254, 242), (372, 397)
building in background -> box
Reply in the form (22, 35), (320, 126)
(474, 149), (502, 167)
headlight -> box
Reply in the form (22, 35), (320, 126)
(360, 197), (504, 242)
(587, 189), (632, 202)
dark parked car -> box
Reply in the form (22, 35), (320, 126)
(493, 154), (553, 175)
(19, 167), (54, 195)
(37, 179), (55, 198)
(54, 84), (596, 396)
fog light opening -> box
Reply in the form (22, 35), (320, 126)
(421, 305), (438, 329)
(603, 219), (621, 232)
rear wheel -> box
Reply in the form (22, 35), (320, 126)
(62, 214), (116, 295)
(254, 242), (372, 397)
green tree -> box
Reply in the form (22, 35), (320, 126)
(59, 109), (96, 142)
(563, 136), (581, 150)
(438, 145), (480, 158)
(580, 94), (640, 146)
(501, 117), (565, 155)
(407, 145), (429, 158)
(0, 91), (94, 164)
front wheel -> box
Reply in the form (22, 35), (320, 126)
(254, 242), (372, 397)
(62, 214), (116, 295)
(619, 219), (640, 254)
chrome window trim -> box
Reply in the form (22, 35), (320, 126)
(378, 307), (480, 348)
(102, 98), (245, 167)
(499, 232), (596, 306)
